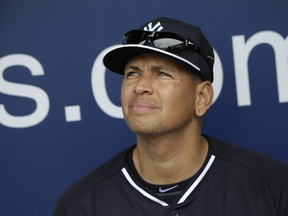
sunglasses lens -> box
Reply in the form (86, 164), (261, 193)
(124, 30), (149, 44)
(124, 30), (186, 49)
(152, 38), (184, 48)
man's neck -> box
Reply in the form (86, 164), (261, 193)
(132, 134), (209, 185)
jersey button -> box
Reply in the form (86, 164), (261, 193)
(171, 210), (180, 216)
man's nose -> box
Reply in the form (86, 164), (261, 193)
(134, 74), (154, 95)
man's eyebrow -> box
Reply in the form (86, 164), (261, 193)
(124, 65), (142, 71)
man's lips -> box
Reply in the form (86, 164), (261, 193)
(129, 101), (159, 113)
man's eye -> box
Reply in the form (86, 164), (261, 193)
(158, 71), (172, 77)
(125, 71), (139, 77)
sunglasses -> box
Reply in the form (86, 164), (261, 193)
(123, 30), (196, 50)
(122, 30), (212, 69)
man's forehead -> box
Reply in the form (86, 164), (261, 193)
(125, 52), (182, 67)
(125, 53), (180, 71)
(125, 52), (197, 73)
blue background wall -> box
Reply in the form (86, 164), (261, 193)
(0, 0), (287, 215)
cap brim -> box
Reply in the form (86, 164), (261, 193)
(103, 44), (201, 75)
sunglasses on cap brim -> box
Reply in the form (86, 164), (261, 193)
(122, 30), (211, 67)
(123, 30), (197, 51)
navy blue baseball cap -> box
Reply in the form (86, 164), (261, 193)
(103, 17), (214, 82)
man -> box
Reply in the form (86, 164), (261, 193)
(53, 17), (288, 216)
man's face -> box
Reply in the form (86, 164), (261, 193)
(121, 53), (202, 137)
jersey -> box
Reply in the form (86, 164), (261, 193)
(52, 136), (288, 216)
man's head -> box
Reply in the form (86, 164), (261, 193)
(119, 52), (214, 137)
(103, 16), (215, 82)
(103, 17), (214, 137)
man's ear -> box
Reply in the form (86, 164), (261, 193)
(195, 81), (214, 117)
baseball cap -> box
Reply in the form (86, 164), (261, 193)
(103, 17), (215, 82)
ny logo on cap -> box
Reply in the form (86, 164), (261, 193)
(143, 21), (163, 32)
